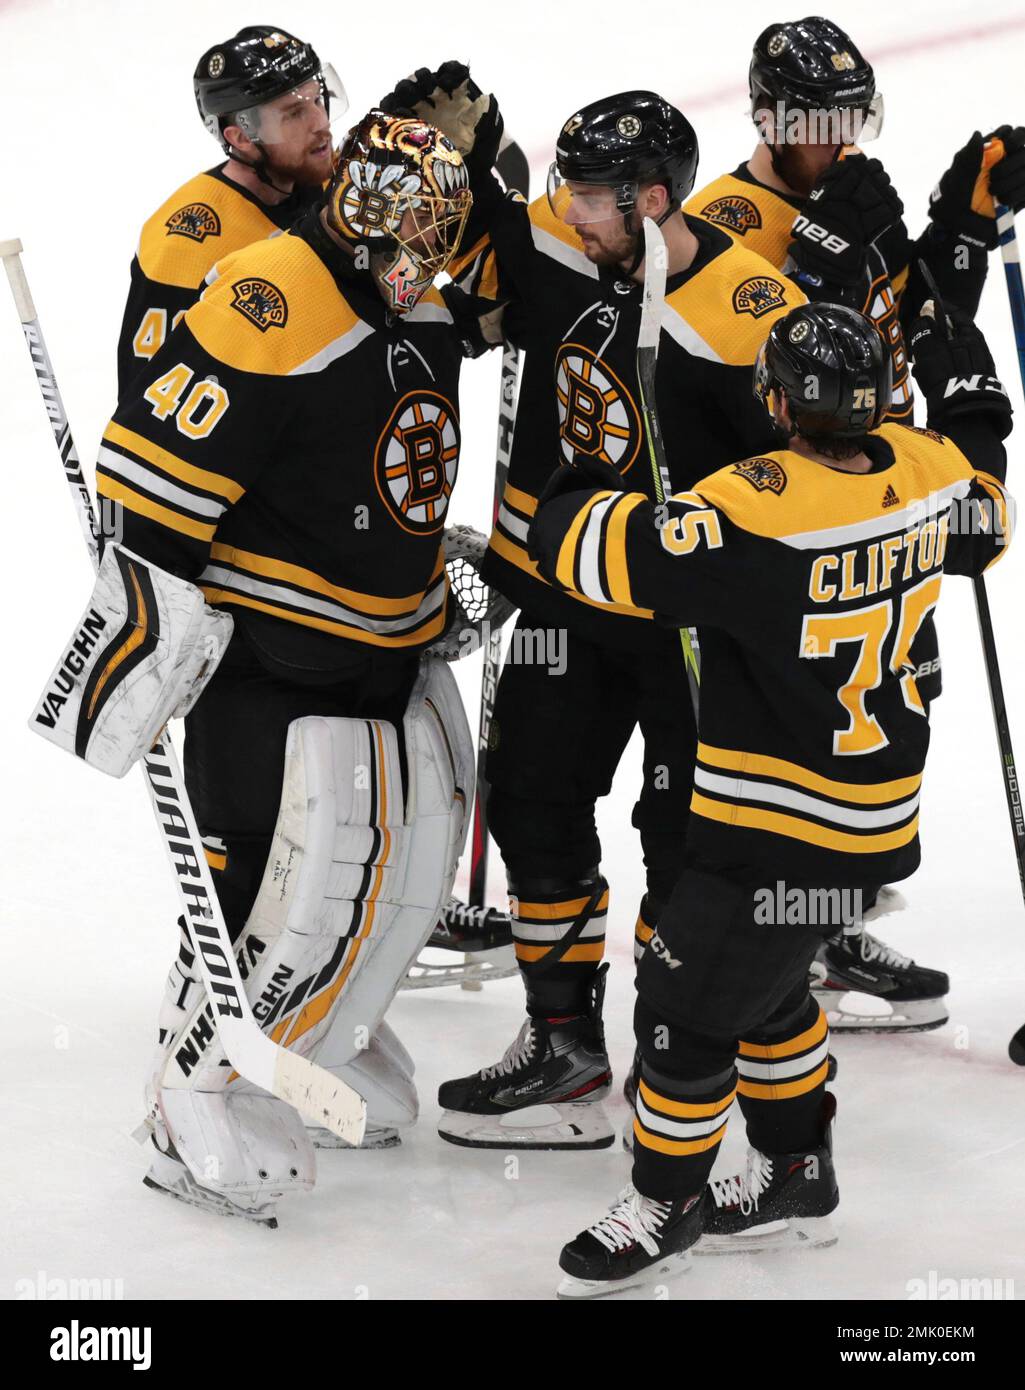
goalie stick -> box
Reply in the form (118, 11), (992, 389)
(639, 217), (701, 713)
(413, 138), (529, 989)
(1, 237), (366, 1142)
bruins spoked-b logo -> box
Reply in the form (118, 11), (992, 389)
(375, 390), (460, 534)
(732, 457), (787, 494)
(733, 276), (786, 319)
(166, 203), (221, 243)
(700, 195), (762, 237)
(554, 344), (642, 474)
(230, 278), (288, 332)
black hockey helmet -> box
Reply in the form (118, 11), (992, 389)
(194, 26), (345, 153)
(754, 302), (892, 438)
(549, 91), (699, 217)
(750, 17), (883, 143)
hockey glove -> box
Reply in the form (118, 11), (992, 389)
(788, 154), (904, 288)
(379, 62), (503, 180)
(988, 125), (1025, 214)
(928, 131), (1004, 250)
(909, 307), (1012, 438)
(30, 545), (233, 778)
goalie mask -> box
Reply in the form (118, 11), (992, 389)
(327, 111), (472, 313)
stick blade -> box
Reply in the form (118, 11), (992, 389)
(273, 1048), (367, 1145)
(638, 217), (668, 353)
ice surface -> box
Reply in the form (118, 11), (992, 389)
(2, 0), (1024, 1301)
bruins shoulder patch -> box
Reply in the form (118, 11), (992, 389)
(732, 457), (787, 494)
(732, 276), (786, 318)
(903, 424), (946, 445)
(230, 277), (288, 332)
(700, 195), (762, 236)
(166, 203), (222, 243)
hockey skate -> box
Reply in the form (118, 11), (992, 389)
(437, 966), (614, 1149)
(695, 1094), (839, 1255)
(811, 895), (949, 1032)
(402, 898), (518, 990)
(557, 1185), (705, 1298)
(142, 1137), (281, 1229)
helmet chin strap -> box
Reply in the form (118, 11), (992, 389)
(224, 136), (295, 197)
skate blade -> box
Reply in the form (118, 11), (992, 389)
(142, 1172), (278, 1228)
(309, 1126), (401, 1151)
(438, 1101), (615, 1151)
(556, 1249), (692, 1299)
(813, 988), (948, 1033)
(694, 1214), (837, 1256)
(402, 946), (518, 991)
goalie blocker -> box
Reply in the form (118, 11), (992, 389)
(31, 544), (231, 777)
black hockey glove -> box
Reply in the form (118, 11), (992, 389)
(928, 131), (1004, 250)
(909, 307), (1012, 438)
(988, 124), (1025, 215)
(440, 282), (506, 359)
(787, 154), (904, 289)
(378, 62), (503, 180)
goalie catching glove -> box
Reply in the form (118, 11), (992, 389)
(378, 61), (503, 180)
(31, 545), (232, 777)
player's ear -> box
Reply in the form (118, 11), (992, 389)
(223, 123), (255, 159)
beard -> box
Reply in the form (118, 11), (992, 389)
(264, 138), (334, 189)
(576, 222), (636, 269)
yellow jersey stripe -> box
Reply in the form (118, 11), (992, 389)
(199, 589), (446, 647)
(98, 474), (217, 542)
(638, 1079), (737, 1120)
(103, 421), (245, 503)
(737, 1060), (829, 1100)
(632, 1117), (728, 1156)
(604, 495), (642, 606)
(697, 743), (922, 804)
(488, 529), (654, 620)
(555, 491), (610, 591)
(691, 792), (920, 854)
(516, 892), (609, 921)
(739, 1011), (827, 1061)
(208, 543), (445, 617)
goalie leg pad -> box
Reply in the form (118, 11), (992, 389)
(316, 657), (474, 1068)
(156, 1089), (315, 1211)
(157, 658), (471, 1098)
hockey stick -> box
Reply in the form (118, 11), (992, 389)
(466, 135), (529, 916)
(419, 139), (529, 989)
(918, 238), (1025, 1065)
(990, 204), (1025, 1065)
(638, 218), (701, 713)
(1, 238), (366, 1140)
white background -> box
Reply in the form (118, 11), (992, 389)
(2, 0), (1024, 1300)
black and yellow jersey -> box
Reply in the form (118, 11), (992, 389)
(687, 160), (989, 427)
(452, 191), (805, 650)
(116, 165), (320, 400)
(100, 210), (465, 674)
(531, 421), (1011, 885)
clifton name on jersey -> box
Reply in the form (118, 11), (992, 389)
(531, 422), (1011, 885)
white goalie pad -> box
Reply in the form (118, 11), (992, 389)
(30, 544), (233, 778)
(157, 657), (473, 1101)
